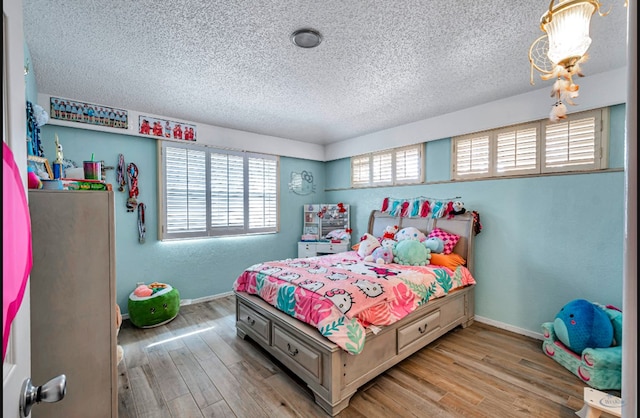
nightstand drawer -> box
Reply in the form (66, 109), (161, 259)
(237, 302), (271, 345)
(273, 325), (322, 383)
(397, 309), (441, 353)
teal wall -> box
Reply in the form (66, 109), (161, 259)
(325, 104), (626, 334)
(37, 125), (327, 314)
(26, 40), (625, 334)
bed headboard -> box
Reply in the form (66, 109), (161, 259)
(367, 210), (475, 274)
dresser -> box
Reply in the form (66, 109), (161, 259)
(28, 190), (118, 418)
(299, 203), (350, 257)
(297, 241), (349, 257)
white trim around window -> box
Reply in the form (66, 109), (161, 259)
(159, 141), (279, 240)
(452, 107), (609, 180)
(351, 144), (424, 188)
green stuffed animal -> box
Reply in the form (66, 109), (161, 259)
(393, 239), (431, 266)
(128, 282), (180, 328)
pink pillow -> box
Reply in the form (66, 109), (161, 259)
(427, 227), (460, 255)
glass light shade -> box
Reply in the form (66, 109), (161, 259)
(543, 1), (596, 65)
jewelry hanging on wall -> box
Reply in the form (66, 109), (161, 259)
(126, 162), (139, 212)
(138, 203), (146, 244)
(116, 154), (126, 192)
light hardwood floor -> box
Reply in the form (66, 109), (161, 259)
(117, 295), (620, 418)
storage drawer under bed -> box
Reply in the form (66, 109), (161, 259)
(272, 324), (323, 384)
(237, 301), (271, 345)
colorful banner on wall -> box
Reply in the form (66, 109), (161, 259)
(138, 115), (196, 141)
(50, 96), (129, 129)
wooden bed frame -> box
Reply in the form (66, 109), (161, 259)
(235, 210), (476, 416)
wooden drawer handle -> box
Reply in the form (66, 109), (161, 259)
(246, 316), (255, 326)
(418, 324), (428, 334)
(286, 343), (299, 356)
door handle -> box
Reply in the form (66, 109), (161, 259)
(20, 374), (66, 418)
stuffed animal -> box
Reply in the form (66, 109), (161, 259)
(395, 226), (426, 242)
(115, 304), (124, 365)
(451, 201), (466, 215)
(382, 225), (398, 240)
(553, 299), (614, 354)
(423, 237), (445, 253)
(128, 283), (180, 328)
(357, 233), (381, 258)
(364, 246), (394, 264)
(393, 240), (431, 266)
(550, 100), (567, 122)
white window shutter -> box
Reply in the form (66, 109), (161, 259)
(165, 146), (207, 233)
(454, 135), (490, 178)
(496, 125), (538, 174)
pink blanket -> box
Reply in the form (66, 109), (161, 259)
(234, 251), (475, 354)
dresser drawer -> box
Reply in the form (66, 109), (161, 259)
(397, 309), (441, 353)
(273, 325), (322, 383)
(237, 302), (271, 345)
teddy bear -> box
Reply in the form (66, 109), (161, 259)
(115, 304), (124, 365)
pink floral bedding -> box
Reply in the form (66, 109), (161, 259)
(233, 251), (475, 355)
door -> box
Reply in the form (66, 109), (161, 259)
(3, 0), (31, 416)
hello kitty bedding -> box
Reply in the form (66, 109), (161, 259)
(233, 251), (476, 355)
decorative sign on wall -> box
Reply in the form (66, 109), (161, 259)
(138, 115), (196, 141)
(50, 97), (128, 129)
(289, 170), (316, 195)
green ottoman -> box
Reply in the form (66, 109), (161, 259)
(128, 282), (180, 328)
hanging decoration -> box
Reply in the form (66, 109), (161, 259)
(26, 101), (44, 157)
(116, 154), (126, 192)
(288, 170), (316, 195)
(126, 162), (139, 212)
(138, 203), (146, 244)
(380, 196), (463, 219)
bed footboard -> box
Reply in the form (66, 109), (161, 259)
(235, 285), (475, 416)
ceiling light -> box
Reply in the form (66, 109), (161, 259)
(528, 0), (627, 121)
(291, 29), (322, 49)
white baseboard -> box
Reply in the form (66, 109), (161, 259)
(121, 291), (235, 320)
(123, 295), (544, 341)
(474, 315), (544, 341)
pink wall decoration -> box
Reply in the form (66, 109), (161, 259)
(3, 142), (33, 361)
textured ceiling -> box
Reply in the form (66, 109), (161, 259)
(22, 1), (629, 145)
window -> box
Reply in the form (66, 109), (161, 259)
(452, 108), (609, 180)
(160, 141), (279, 240)
(351, 144), (423, 187)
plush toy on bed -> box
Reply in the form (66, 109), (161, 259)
(451, 201), (466, 215)
(423, 237), (445, 253)
(393, 239), (431, 266)
(382, 225), (398, 240)
(395, 226), (426, 242)
(364, 246), (395, 264)
(553, 298), (614, 353)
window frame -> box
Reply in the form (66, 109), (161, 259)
(159, 140), (279, 240)
(451, 107), (609, 180)
(351, 144), (424, 188)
